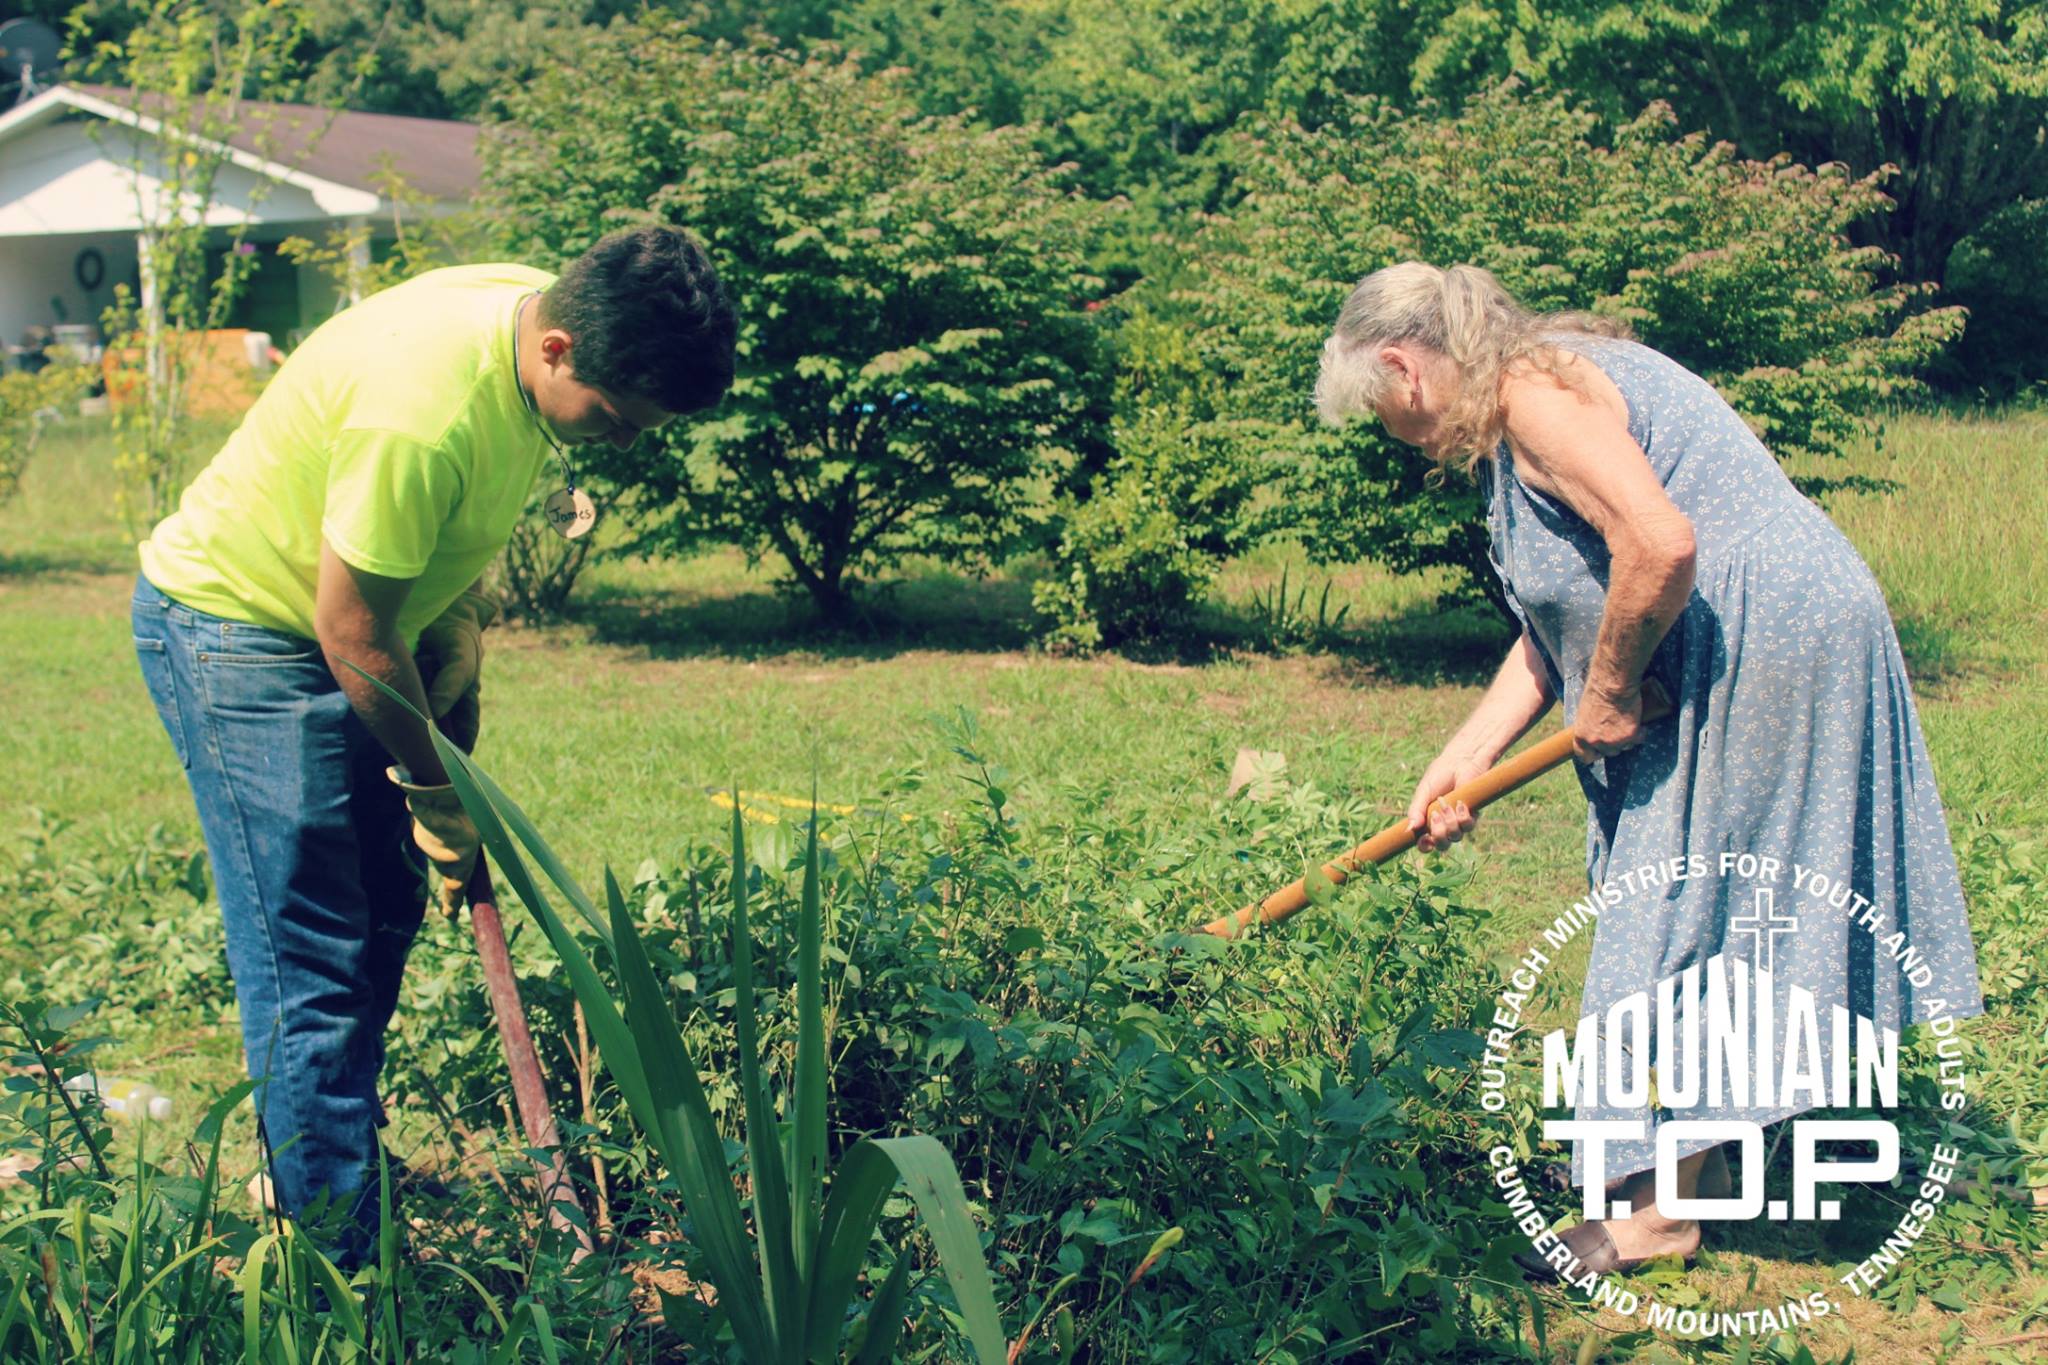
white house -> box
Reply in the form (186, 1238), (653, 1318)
(0, 82), (479, 361)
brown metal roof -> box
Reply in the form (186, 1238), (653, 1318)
(71, 83), (479, 202)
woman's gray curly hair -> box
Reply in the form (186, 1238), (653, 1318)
(1314, 261), (1631, 473)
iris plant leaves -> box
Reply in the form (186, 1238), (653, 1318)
(350, 666), (1007, 1362)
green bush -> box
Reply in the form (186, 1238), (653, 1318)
(8, 731), (2043, 1358)
(0, 365), (93, 510)
(1032, 478), (1190, 655)
(1033, 310), (1267, 652)
(485, 21), (1118, 622)
(1938, 199), (2048, 398)
(616, 720), (1539, 1361)
(1177, 87), (1964, 611)
(1032, 413), (1244, 653)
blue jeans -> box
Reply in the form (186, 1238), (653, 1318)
(131, 574), (427, 1270)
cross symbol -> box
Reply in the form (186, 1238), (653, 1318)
(1731, 886), (1799, 973)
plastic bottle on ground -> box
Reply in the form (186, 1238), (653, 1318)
(62, 1074), (173, 1122)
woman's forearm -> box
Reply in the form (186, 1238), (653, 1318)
(1587, 517), (1696, 702)
(1445, 633), (1555, 766)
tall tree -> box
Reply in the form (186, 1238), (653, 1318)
(1381, 0), (2048, 288)
(838, 0), (2048, 292)
(484, 22), (1118, 620)
(1175, 90), (1962, 611)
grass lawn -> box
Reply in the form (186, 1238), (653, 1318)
(1, 405), (2042, 1361)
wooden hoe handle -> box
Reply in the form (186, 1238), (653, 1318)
(468, 859), (596, 1261)
(1198, 681), (1674, 939)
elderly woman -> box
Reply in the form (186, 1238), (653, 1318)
(1315, 262), (1985, 1275)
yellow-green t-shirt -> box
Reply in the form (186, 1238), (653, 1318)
(139, 263), (559, 646)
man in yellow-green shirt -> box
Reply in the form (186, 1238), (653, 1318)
(130, 226), (736, 1270)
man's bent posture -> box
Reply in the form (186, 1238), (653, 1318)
(131, 226), (737, 1268)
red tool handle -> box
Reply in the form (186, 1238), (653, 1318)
(468, 859), (595, 1260)
(1199, 681), (1675, 938)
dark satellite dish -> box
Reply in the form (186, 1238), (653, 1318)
(0, 17), (63, 107)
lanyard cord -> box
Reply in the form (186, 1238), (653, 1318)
(513, 293), (576, 491)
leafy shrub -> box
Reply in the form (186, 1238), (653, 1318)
(611, 720), (1538, 1361)
(1178, 87), (1965, 610)
(1938, 199), (2048, 398)
(1034, 310), (1267, 652)
(485, 21), (1118, 622)
(0, 365), (94, 509)
(489, 482), (610, 623)
(1031, 418), (1234, 653)
(403, 671), (1013, 1363)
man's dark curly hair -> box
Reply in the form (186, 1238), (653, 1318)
(537, 226), (738, 415)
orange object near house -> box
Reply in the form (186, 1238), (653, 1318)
(102, 328), (267, 418)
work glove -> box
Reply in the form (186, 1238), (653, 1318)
(389, 766), (480, 920)
(413, 587), (499, 754)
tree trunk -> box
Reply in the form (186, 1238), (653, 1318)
(761, 515), (857, 625)
(805, 562), (855, 625)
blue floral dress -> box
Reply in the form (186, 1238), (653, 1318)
(1481, 335), (1986, 1185)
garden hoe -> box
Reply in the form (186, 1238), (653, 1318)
(241, 838), (595, 1264)
(421, 671), (594, 1259)
(1199, 681), (1673, 938)
(465, 856), (595, 1262)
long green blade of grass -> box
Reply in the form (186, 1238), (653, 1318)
(175, 1080), (254, 1331)
(372, 1137), (400, 1355)
(850, 1246), (915, 1365)
(0, 1273), (28, 1358)
(726, 803), (802, 1353)
(300, 1244), (366, 1350)
(526, 1302), (563, 1365)
(428, 733), (658, 1141)
(788, 793), (827, 1292)
(112, 1237), (230, 1359)
(340, 659), (609, 943)
(803, 1141), (900, 1361)
(0, 1273), (36, 1362)
(483, 1308), (529, 1365)
(421, 1260), (509, 1336)
(239, 1231), (285, 1365)
(447, 744), (610, 943)
(804, 1137), (1007, 1364)
(113, 1139), (146, 1358)
(605, 867), (778, 1360)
